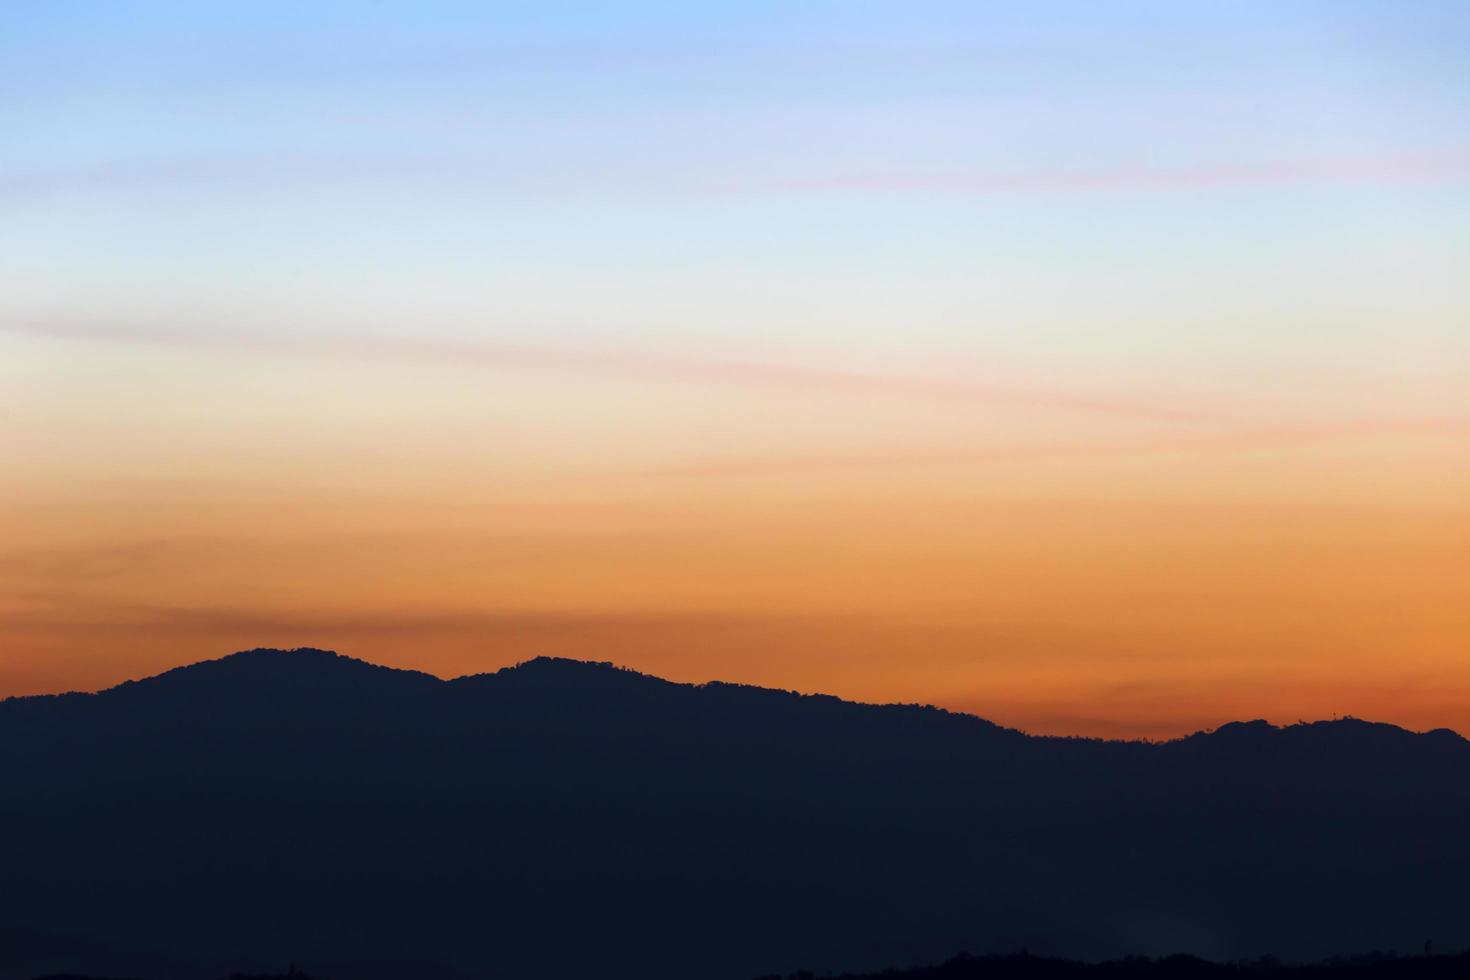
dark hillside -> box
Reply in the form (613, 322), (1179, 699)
(3, 649), (1467, 980)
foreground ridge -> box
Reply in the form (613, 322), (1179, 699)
(2, 646), (1468, 980)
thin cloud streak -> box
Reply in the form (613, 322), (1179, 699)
(0, 601), (767, 640)
(2, 316), (1229, 423)
(645, 417), (1470, 478)
(4, 150), (1468, 202)
(748, 150), (1470, 196)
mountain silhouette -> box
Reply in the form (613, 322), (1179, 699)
(2, 648), (1467, 980)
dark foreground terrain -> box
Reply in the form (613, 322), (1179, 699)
(28, 949), (1470, 980)
(3, 649), (1468, 980)
(760, 949), (1470, 979)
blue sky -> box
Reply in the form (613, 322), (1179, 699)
(5, 2), (1467, 357)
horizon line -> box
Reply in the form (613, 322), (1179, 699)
(8, 644), (1465, 746)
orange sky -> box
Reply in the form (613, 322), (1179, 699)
(4, 329), (1468, 739)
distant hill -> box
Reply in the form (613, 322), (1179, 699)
(2, 649), (1467, 980)
(757, 949), (1470, 979)
(26, 950), (1470, 980)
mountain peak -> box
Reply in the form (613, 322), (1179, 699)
(1210, 719), (1276, 737)
(498, 655), (626, 675)
(450, 655), (674, 698)
(1178, 714), (1462, 753)
(101, 646), (442, 703)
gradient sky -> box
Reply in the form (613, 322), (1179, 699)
(3, 1), (1469, 738)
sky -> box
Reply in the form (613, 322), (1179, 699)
(2, 1), (1468, 738)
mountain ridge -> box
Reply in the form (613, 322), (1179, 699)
(3, 645), (1468, 980)
(4, 646), (1460, 746)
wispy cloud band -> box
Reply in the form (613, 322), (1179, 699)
(760, 151), (1470, 197)
(1, 315), (1228, 424)
(644, 417), (1470, 478)
(5, 150), (1468, 202)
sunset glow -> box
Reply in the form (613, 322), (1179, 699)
(4, 2), (1468, 738)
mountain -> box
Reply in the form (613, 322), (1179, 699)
(2, 649), (1467, 980)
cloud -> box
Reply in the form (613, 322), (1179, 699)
(0, 600), (746, 640)
(643, 416), (1470, 477)
(746, 150), (1470, 197)
(1, 315), (1226, 423)
(4, 150), (1467, 202)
